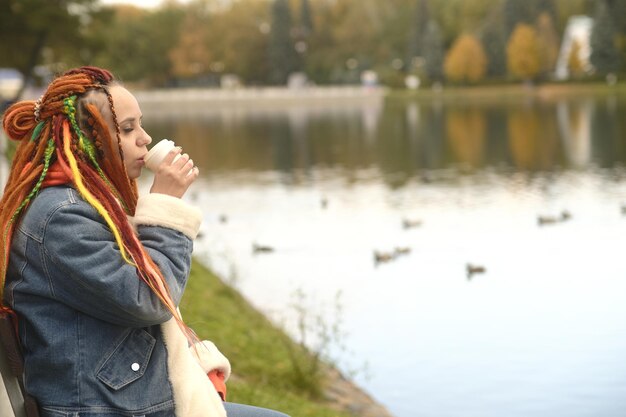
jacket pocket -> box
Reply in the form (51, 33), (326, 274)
(96, 328), (156, 390)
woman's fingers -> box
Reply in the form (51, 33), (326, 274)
(162, 147), (183, 165)
(160, 149), (195, 174)
(150, 147), (199, 198)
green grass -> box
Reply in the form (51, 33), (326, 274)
(180, 259), (351, 417)
(388, 80), (626, 103)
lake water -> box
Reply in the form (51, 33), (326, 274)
(4, 89), (625, 417)
(141, 91), (626, 417)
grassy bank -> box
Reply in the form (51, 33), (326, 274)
(389, 81), (626, 103)
(180, 259), (352, 417)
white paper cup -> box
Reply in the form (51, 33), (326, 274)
(144, 139), (181, 171)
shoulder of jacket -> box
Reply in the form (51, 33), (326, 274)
(29, 186), (76, 212)
(30, 186), (96, 221)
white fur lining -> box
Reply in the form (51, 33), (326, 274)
(132, 195), (227, 416)
(161, 318), (227, 417)
(133, 193), (202, 239)
(191, 340), (231, 380)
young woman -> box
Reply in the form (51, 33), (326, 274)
(0, 66), (288, 417)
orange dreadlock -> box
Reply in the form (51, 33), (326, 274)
(0, 66), (195, 342)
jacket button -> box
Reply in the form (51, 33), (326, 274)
(131, 363), (140, 372)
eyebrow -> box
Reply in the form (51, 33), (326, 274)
(119, 116), (142, 124)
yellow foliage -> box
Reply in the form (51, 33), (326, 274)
(169, 0), (270, 82)
(202, 0), (270, 81)
(444, 33), (487, 83)
(169, 13), (212, 78)
(506, 23), (541, 80)
(112, 4), (146, 19)
(535, 12), (559, 76)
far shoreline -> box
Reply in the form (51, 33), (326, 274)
(132, 81), (626, 113)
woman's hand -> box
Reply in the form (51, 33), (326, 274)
(149, 147), (199, 198)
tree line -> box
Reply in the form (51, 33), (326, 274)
(1, 0), (626, 92)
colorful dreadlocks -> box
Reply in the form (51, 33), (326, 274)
(0, 66), (193, 340)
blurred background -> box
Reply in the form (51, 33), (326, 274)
(2, 1), (626, 417)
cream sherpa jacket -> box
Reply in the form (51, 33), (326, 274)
(132, 193), (230, 417)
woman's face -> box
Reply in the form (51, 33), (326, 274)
(109, 85), (152, 179)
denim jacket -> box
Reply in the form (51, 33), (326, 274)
(4, 186), (229, 417)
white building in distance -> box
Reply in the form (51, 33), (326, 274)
(555, 15), (593, 80)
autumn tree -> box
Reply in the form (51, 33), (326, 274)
(169, 6), (212, 81)
(606, 0), (626, 34)
(605, 0), (626, 67)
(432, 0), (496, 48)
(85, 4), (184, 86)
(0, 0), (99, 100)
(476, 2), (507, 78)
(536, 0), (558, 24)
(302, 2), (335, 83)
(503, 0), (559, 37)
(535, 11), (560, 78)
(422, 20), (445, 81)
(202, 0), (271, 85)
(608, 0), (626, 67)
(300, 0), (314, 36)
(137, 5), (185, 85)
(507, 23), (542, 81)
(481, 24), (507, 78)
(553, 0), (592, 30)
(503, 0), (536, 38)
(590, 0), (621, 75)
(455, 0), (499, 33)
(309, 0), (379, 84)
(444, 33), (487, 83)
(268, 0), (299, 84)
(405, 0), (429, 71)
(290, 0), (314, 75)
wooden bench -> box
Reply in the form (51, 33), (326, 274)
(0, 309), (39, 417)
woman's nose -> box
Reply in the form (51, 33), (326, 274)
(141, 131), (152, 146)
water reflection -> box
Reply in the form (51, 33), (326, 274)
(144, 98), (385, 184)
(446, 107), (486, 168)
(3, 92), (626, 417)
(557, 99), (593, 168)
(507, 103), (561, 171)
(142, 93), (626, 186)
